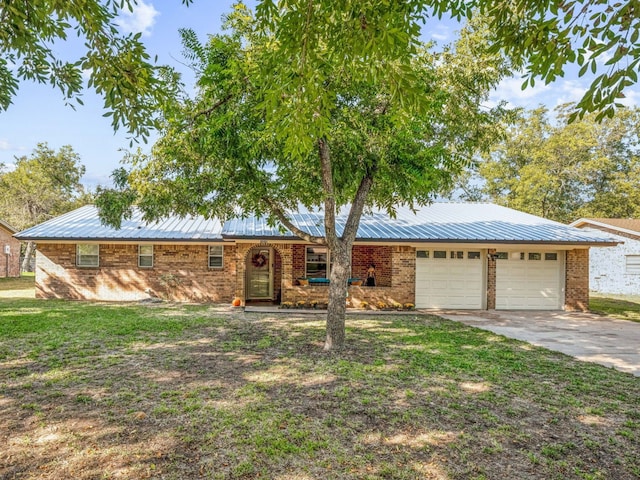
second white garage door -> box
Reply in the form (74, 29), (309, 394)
(415, 249), (484, 309)
(496, 251), (564, 309)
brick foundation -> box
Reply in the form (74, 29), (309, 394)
(565, 249), (589, 311)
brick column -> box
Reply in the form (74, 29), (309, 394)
(487, 249), (496, 310)
(565, 249), (589, 312)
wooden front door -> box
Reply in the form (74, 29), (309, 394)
(246, 247), (273, 299)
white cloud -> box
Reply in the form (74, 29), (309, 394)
(428, 24), (451, 42)
(117, 1), (159, 37)
(489, 75), (552, 109)
(553, 80), (587, 107)
(0, 139), (12, 151)
(618, 88), (640, 108)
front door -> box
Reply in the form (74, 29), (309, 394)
(246, 247), (273, 299)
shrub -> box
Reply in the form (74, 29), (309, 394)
(280, 301), (293, 309)
(376, 301), (387, 310)
(403, 303), (415, 311)
(296, 300), (307, 308)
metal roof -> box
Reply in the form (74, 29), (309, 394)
(224, 203), (617, 245)
(570, 218), (640, 237)
(16, 203), (618, 245)
(15, 205), (224, 242)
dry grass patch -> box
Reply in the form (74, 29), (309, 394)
(590, 293), (640, 323)
(0, 295), (639, 479)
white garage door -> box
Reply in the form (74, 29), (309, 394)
(415, 249), (484, 309)
(496, 251), (564, 309)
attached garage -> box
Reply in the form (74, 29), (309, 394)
(495, 250), (564, 309)
(415, 249), (485, 309)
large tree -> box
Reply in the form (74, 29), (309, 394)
(0, 0), (186, 141)
(0, 143), (92, 270)
(478, 105), (640, 222)
(97, 6), (510, 350)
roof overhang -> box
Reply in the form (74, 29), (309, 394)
(570, 218), (640, 239)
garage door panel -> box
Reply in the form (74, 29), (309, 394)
(415, 253), (484, 309)
(496, 252), (563, 310)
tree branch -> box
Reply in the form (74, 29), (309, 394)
(193, 93), (233, 119)
(318, 138), (337, 247)
(342, 172), (374, 245)
(263, 197), (326, 245)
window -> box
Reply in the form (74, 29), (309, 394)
(545, 253), (558, 261)
(209, 245), (224, 268)
(528, 252), (542, 261)
(626, 255), (640, 274)
(496, 252), (509, 260)
(77, 244), (99, 267)
(416, 250), (429, 258)
(450, 251), (464, 259)
(306, 246), (329, 278)
(434, 250), (447, 259)
(468, 251), (481, 259)
(138, 245), (153, 267)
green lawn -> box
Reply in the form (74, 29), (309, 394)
(590, 293), (640, 323)
(0, 286), (639, 478)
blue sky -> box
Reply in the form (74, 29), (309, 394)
(1, 1), (638, 189)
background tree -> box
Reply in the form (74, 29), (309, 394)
(477, 105), (640, 222)
(0, 143), (92, 270)
(0, 0), (187, 141)
(97, 6), (511, 350)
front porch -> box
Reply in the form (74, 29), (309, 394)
(235, 242), (415, 307)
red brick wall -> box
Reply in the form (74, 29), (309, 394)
(565, 248), (589, 311)
(283, 244), (414, 306)
(292, 244), (391, 286)
(35, 243), (236, 302)
(0, 226), (21, 278)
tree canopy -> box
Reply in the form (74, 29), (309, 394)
(477, 105), (640, 223)
(0, 0), (187, 141)
(0, 143), (92, 270)
(2, 0), (639, 144)
(97, 6), (511, 349)
(253, 0), (640, 129)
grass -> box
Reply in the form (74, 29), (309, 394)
(0, 281), (639, 478)
(0, 273), (35, 299)
(590, 293), (640, 323)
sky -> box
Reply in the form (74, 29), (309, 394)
(1, 1), (639, 189)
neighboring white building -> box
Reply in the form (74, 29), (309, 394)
(570, 218), (640, 295)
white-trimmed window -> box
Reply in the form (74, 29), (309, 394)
(306, 246), (329, 278)
(626, 255), (640, 274)
(209, 245), (224, 268)
(77, 244), (99, 267)
(138, 245), (153, 268)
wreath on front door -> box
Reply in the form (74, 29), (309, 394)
(251, 252), (268, 268)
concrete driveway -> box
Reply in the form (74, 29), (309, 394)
(436, 310), (640, 377)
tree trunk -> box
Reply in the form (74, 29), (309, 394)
(324, 241), (351, 351)
(21, 241), (35, 273)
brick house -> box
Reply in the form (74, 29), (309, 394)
(1, 219), (21, 278)
(570, 218), (640, 295)
(16, 203), (616, 310)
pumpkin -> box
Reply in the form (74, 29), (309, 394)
(232, 297), (242, 307)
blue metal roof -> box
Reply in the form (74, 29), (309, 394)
(222, 203), (617, 245)
(15, 205), (224, 241)
(16, 203), (617, 245)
